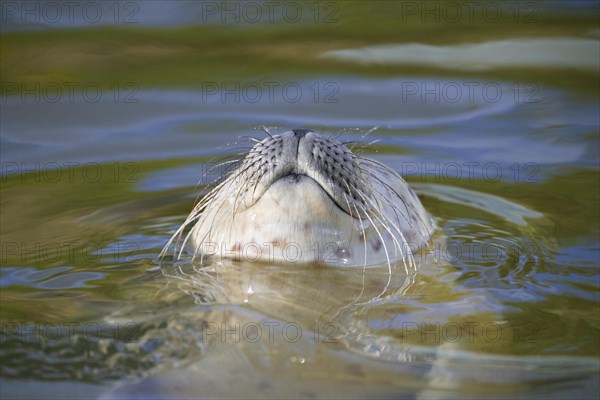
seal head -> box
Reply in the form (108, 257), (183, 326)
(164, 130), (434, 270)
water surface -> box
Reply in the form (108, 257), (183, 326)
(1, 1), (599, 399)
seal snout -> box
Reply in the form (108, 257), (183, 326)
(238, 129), (373, 217)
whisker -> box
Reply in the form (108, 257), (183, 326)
(259, 125), (274, 139)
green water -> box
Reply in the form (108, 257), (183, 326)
(1, 1), (599, 398)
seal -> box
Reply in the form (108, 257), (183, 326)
(163, 129), (434, 270)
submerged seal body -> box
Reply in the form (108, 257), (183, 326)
(165, 129), (434, 269)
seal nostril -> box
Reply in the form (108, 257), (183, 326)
(292, 128), (310, 138)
